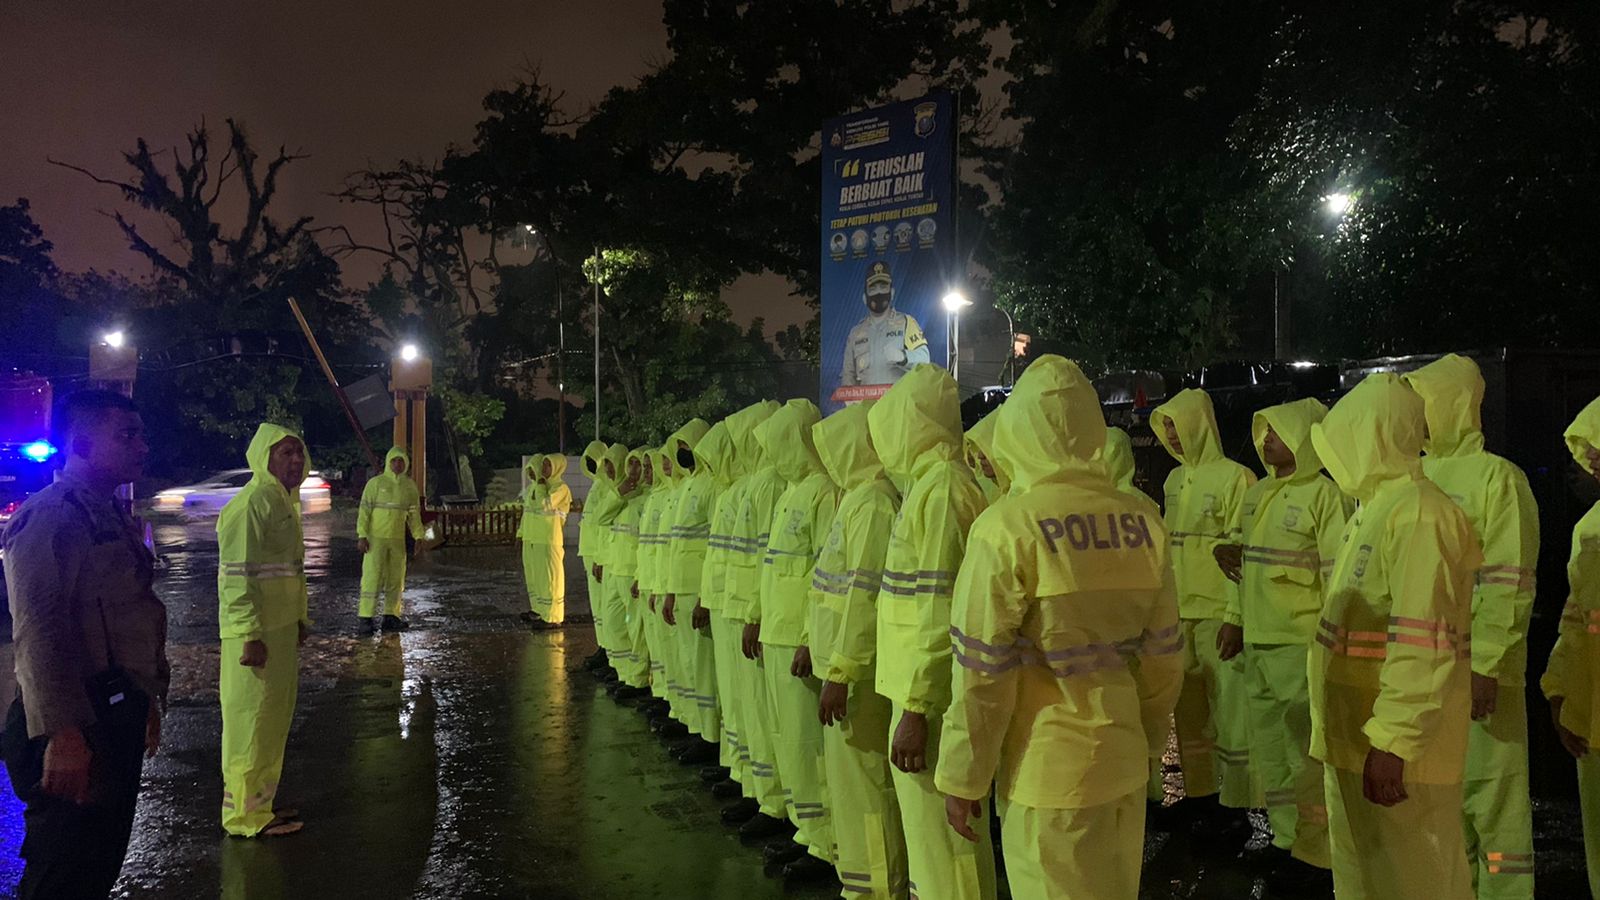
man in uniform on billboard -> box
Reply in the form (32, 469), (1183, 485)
(840, 261), (929, 388)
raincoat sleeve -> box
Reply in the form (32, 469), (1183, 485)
(800, 486), (842, 644)
(218, 498), (270, 642)
(356, 478), (376, 540)
(1138, 563), (1186, 758)
(1541, 513), (1591, 701)
(1470, 465), (1539, 681)
(1222, 482), (1264, 628)
(935, 513), (1022, 801)
(1226, 469), (1255, 540)
(3, 504), (98, 736)
(822, 494), (896, 684)
(1362, 503), (1479, 762)
(900, 477), (986, 716)
(407, 482), (425, 541)
(1317, 483), (1355, 586)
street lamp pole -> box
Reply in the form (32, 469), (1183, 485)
(593, 244), (601, 445)
(942, 290), (973, 388)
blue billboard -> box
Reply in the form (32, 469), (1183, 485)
(820, 91), (957, 412)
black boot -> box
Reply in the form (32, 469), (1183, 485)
(674, 740), (719, 765)
(653, 719), (690, 740)
(1266, 857), (1333, 896)
(381, 615), (410, 631)
(1191, 802), (1253, 851)
(738, 812), (793, 840)
(584, 650), (610, 670)
(781, 855), (837, 883)
(711, 779), (743, 800)
(611, 684), (648, 701)
(762, 839), (807, 867)
(720, 798), (760, 825)
(700, 765), (731, 784)
(359, 617), (378, 636)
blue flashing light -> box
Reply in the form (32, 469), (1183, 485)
(20, 440), (57, 463)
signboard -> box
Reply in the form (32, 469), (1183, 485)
(819, 91), (957, 412)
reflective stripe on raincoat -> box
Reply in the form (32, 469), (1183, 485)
(756, 399), (840, 646)
(1542, 397), (1600, 741)
(518, 454), (572, 544)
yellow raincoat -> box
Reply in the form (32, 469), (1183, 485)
(868, 364), (997, 900)
(810, 401), (906, 896)
(1151, 388), (1257, 805)
(706, 402), (778, 798)
(357, 447), (425, 619)
(936, 356), (1183, 900)
(577, 441), (616, 650)
(639, 448), (683, 702)
(217, 423), (310, 836)
(607, 449), (652, 687)
(1404, 354), (1539, 898)
(1102, 427), (1141, 498)
(733, 409), (793, 820)
(1229, 399), (1351, 868)
(520, 453), (572, 624)
(1542, 395), (1600, 898)
(665, 418), (718, 736)
(584, 444), (629, 661)
(1309, 373), (1480, 900)
(756, 399), (840, 859)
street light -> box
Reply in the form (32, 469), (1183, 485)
(400, 343), (420, 363)
(1324, 192), (1353, 217)
(102, 330), (125, 349)
(942, 290), (972, 385)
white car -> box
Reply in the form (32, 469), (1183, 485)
(151, 469), (332, 515)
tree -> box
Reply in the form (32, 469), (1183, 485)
(56, 120), (372, 477)
(0, 199), (62, 366)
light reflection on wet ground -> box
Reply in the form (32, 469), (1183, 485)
(0, 507), (1592, 897)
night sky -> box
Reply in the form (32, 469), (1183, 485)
(0, 1), (801, 329)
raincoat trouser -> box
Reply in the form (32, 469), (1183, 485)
(608, 495), (649, 688)
(357, 449), (424, 619)
(1325, 766), (1473, 900)
(667, 422), (719, 739)
(638, 479), (674, 702)
(217, 424), (309, 838)
(705, 481), (747, 777)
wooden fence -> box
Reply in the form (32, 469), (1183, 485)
(427, 505), (523, 546)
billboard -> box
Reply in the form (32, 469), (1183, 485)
(820, 91), (958, 412)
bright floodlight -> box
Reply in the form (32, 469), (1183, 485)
(400, 344), (420, 362)
(103, 330), (126, 349)
(524, 224), (537, 234)
(942, 291), (972, 312)
(1289, 360), (1318, 369)
(1325, 192), (1353, 216)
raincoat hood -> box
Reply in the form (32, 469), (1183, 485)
(1102, 427), (1137, 491)
(813, 402), (884, 491)
(1310, 373), (1424, 501)
(760, 398), (824, 485)
(603, 443), (629, 483)
(581, 440), (609, 484)
(1403, 353), (1486, 457)
(625, 447), (652, 496)
(964, 409), (1010, 494)
(867, 363), (963, 482)
(694, 420), (737, 485)
(1253, 398), (1329, 482)
(1152, 388), (1225, 466)
(526, 453), (567, 485)
(244, 423), (309, 500)
(383, 446), (410, 477)
(994, 355), (1107, 491)
(1565, 396), (1600, 470)
(726, 400), (779, 477)
(666, 418), (711, 476)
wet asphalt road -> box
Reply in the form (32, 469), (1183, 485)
(0, 507), (1592, 898)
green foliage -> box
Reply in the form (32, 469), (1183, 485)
(438, 385), (506, 458)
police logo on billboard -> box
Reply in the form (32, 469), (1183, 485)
(871, 225), (890, 252)
(829, 232), (847, 257)
(850, 229), (870, 254)
(914, 101), (937, 138)
(917, 217), (937, 247)
(894, 221), (913, 249)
